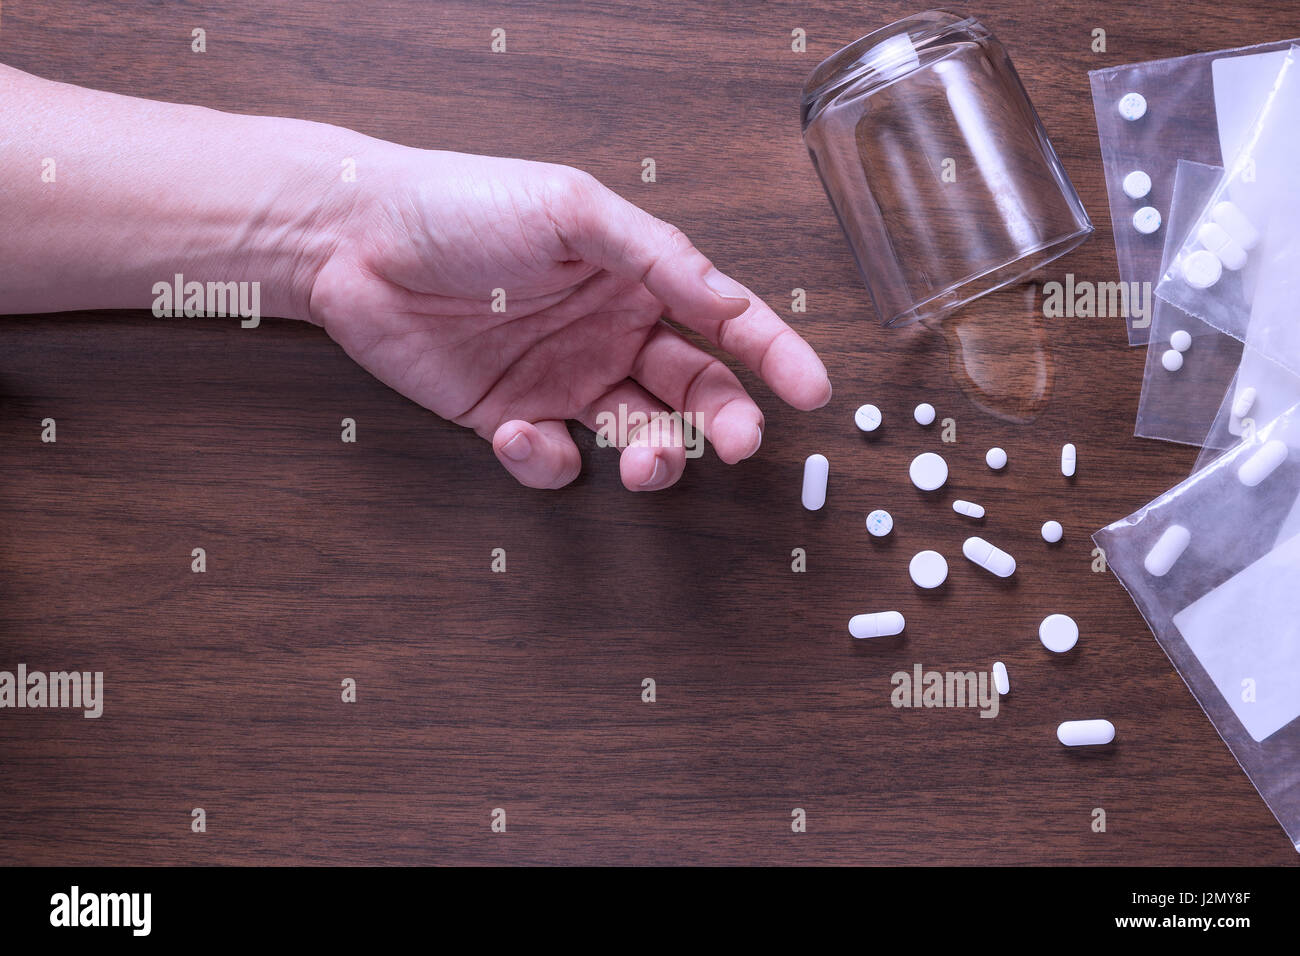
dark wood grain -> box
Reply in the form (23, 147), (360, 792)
(2, 0), (1298, 865)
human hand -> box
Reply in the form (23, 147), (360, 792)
(305, 148), (832, 490)
(0, 65), (830, 492)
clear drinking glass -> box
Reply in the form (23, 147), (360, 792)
(801, 10), (1092, 327)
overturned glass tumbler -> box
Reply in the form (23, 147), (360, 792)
(802, 10), (1092, 327)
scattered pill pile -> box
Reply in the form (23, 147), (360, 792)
(802, 404), (1113, 748)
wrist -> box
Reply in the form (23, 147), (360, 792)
(224, 114), (370, 325)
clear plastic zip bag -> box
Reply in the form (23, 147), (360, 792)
(1095, 402), (1300, 851)
(1192, 351), (1300, 473)
(1134, 161), (1242, 446)
(1184, 188), (1300, 469)
(1090, 38), (1300, 345)
(1154, 46), (1300, 344)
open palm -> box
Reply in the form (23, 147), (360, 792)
(308, 149), (831, 490)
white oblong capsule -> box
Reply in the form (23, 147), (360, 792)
(1238, 439), (1288, 487)
(952, 499), (985, 519)
(962, 536), (1016, 577)
(1061, 442), (1077, 477)
(1057, 719), (1116, 746)
(1196, 222), (1247, 270)
(1219, 243), (1247, 271)
(1212, 200), (1260, 251)
(992, 661), (1009, 696)
(1232, 386), (1257, 419)
(849, 611), (905, 639)
(1144, 524), (1190, 577)
(802, 454), (828, 510)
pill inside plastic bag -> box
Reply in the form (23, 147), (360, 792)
(1095, 402), (1300, 850)
(1155, 46), (1300, 346)
(1090, 38), (1300, 345)
(1134, 160), (1243, 447)
(1184, 191), (1300, 468)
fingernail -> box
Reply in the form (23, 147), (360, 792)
(639, 455), (666, 489)
(501, 432), (532, 461)
(745, 423), (763, 458)
(816, 379), (833, 409)
(704, 268), (750, 308)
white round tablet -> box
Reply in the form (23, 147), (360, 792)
(985, 447), (1007, 470)
(865, 509), (893, 537)
(1170, 329), (1192, 352)
(1162, 348), (1183, 372)
(909, 452), (948, 491)
(1121, 169), (1152, 199)
(1039, 613), (1079, 653)
(1133, 206), (1162, 235)
(854, 403), (882, 432)
(1182, 249), (1222, 290)
(913, 402), (936, 426)
(1118, 91), (1147, 121)
(1041, 520), (1063, 543)
(909, 550), (948, 589)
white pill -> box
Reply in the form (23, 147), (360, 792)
(1133, 206), (1161, 235)
(962, 536), (1016, 577)
(913, 402), (936, 425)
(1039, 613), (1079, 653)
(1041, 520), (1063, 543)
(1170, 329), (1192, 352)
(854, 403), (882, 432)
(865, 509), (894, 537)
(1182, 249), (1223, 289)
(1212, 200), (1259, 250)
(909, 550), (948, 589)
(1161, 348), (1183, 372)
(909, 452), (948, 491)
(992, 661), (1009, 696)
(1237, 439), (1288, 487)
(1232, 386), (1257, 419)
(1144, 524), (1190, 577)
(1117, 91), (1147, 121)
(801, 453), (828, 510)
(1061, 442), (1076, 477)
(849, 611), (905, 639)
(1196, 221), (1247, 270)
(1057, 719), (1116, 747)
(985, 447), (1007, 470)
(952, 499), (985, 519)
(1121, 169), (1152, 199)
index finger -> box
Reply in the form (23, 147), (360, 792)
(548, 169), (832, 410)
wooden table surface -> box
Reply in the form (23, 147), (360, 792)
(3, 0), (1298, 865)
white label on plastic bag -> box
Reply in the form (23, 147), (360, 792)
(1173, 531), (1300, 741)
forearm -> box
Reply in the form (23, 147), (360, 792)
(0, 63), (360, 321)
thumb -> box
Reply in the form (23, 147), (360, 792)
(491, 420), (582, 490)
